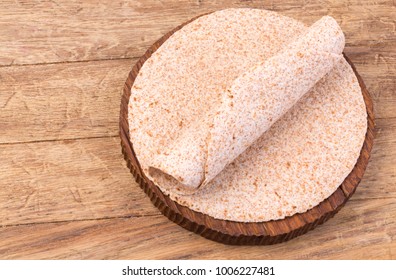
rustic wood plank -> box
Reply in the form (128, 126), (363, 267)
(0, 59), (133, 144)
(0, 198), (394, 259)
(0, 52), (394, 145)
(0, 0), (395, 258)
(0, 137), (158, 227)
(0, 118), (394, 227)
(0, 0), (394, 66)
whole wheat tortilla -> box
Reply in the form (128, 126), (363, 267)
(148, 16), (345, 192)
(128, 8), (367, 222)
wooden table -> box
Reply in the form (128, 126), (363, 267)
(0, 0), (395, 259)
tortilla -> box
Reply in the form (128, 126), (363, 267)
(128, 8), (367, 222)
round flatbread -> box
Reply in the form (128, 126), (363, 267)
(128, 8), (367, 222)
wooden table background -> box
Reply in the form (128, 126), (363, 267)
(0, 0), (395, 259)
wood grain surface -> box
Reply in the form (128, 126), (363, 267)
(0, 0), (395, 259)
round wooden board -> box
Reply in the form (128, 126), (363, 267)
(119, 13), (375, 245)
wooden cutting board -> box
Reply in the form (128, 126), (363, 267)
(119, 13), (375, 245)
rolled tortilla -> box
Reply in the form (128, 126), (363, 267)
(148, 16), (345, 193)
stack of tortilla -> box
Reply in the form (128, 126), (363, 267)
(128, 8), (367, 222)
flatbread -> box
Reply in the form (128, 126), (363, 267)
(128, 8), (367, 222)
(149, 16), (345, 193)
